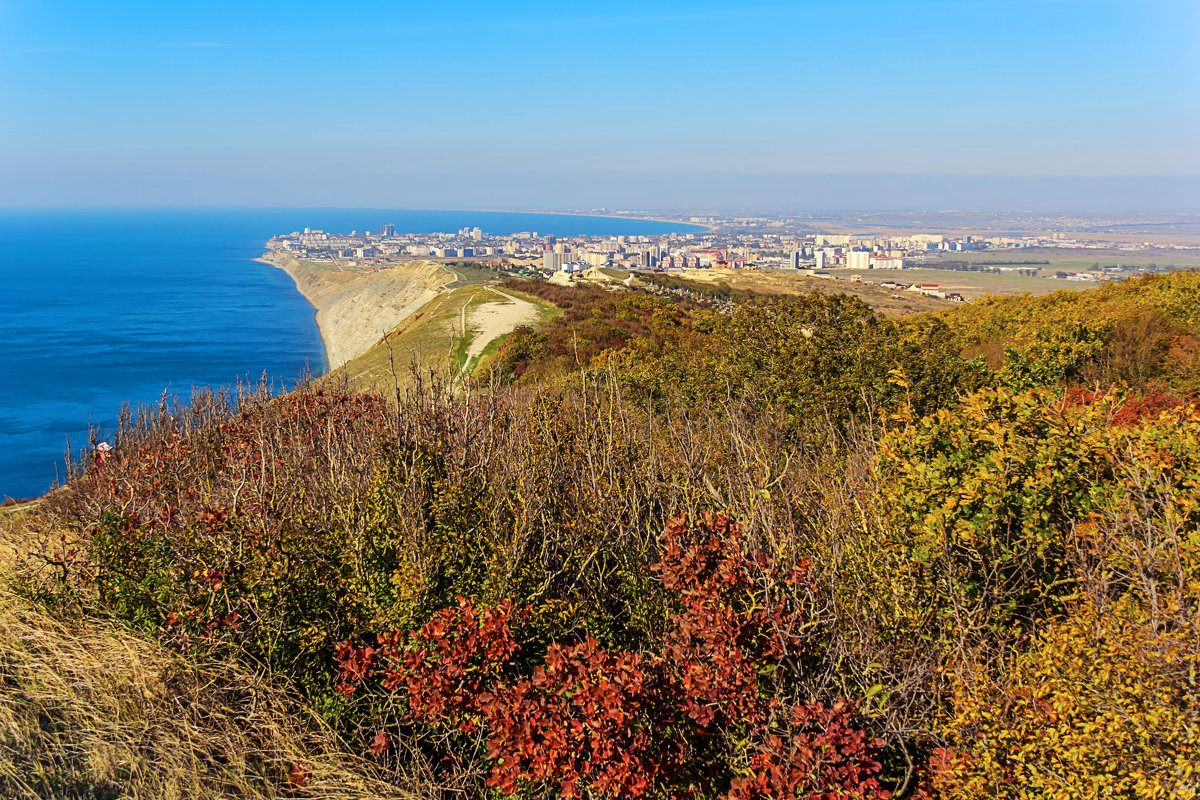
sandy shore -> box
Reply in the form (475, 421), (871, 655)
(260, 253), (453, 369)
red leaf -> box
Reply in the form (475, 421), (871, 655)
(287, 762), (309, 787)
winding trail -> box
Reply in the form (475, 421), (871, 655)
(455, 287), (541, 382)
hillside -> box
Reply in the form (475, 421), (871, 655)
(935, 269), (1200, 383)
(332, 284), (556, 394)
(3, 271), (1199, 799)
(263, 254), (454, 369)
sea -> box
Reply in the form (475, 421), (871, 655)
(0, 208), (700, 499)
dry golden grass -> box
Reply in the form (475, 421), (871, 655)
(0, 504), (418, 800)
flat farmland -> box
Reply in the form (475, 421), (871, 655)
(839, 268), (1095, 298)
(916, 248), (1200, 271)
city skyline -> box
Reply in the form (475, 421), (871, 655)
(2, 0), (1198, 211)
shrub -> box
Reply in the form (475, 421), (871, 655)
(932, 600), (1200, 799)
(876, 387), (1115, 644)
(878, 387), (1200, 647)
(335, 513), (891, 800)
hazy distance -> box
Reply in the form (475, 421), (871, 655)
(2, 0), (1197, 212)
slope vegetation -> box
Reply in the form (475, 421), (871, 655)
(5, 271), (1200, 799)
(935, 268), (1200, 385)
(0, 505), (414, 800)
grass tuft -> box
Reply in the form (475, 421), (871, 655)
(0, 579), (419, 799)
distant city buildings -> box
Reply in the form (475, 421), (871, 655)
(264, 211), (1190, 296)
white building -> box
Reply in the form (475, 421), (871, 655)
(847, 250), (871, 270)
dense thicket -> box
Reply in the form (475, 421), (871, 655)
(501, 280), (989, 422)
(938, 269), (1200, 389)
(503, 271), (1200, 405)
(16, 271), (1200, 799)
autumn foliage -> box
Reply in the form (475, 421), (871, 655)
(335, 513), (889, 799)
(932, 600), (1200, 799)
(15, 272), (1200, 798)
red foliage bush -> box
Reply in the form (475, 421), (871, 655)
(1063, 385), (1191, 427)
(729, 701), (890, 800)
(336, 513), (891, 799)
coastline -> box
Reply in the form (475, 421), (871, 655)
(255, 209), (711, 376)
(468, 208), (716, 233)
(255, 255), (333, 372)
(258, 251), (452, 370)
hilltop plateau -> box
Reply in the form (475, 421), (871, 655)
(668, 267), (953, 313)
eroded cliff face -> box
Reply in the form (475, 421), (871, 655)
(265, 254), (452, 368)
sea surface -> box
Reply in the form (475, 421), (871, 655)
(0, 208), (700, 499)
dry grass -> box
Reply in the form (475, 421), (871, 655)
(0, 505), (417, 800)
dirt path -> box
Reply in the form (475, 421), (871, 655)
(456, 287), (541, 381)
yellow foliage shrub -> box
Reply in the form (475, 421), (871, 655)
(933, 601), (1200, 799)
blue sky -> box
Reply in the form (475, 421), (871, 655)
(1, 0), (1197, 210)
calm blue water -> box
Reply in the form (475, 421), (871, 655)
(0, 208), (700, 499)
